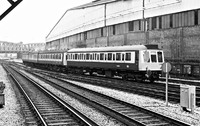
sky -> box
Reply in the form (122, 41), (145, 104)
(0, 0), (93, 44)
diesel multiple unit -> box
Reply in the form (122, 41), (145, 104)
(22, 45), (164, 82)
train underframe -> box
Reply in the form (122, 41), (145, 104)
(68, 66), (161, 83)
(23, 61), (160, 82)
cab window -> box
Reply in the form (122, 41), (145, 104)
(157, 52), (163, 62)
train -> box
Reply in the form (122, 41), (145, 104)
(22, 44), (164, 82)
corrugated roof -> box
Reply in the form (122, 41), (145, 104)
(46, 0), (121, 41)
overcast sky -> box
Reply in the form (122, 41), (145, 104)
(0, 0), (93, 44)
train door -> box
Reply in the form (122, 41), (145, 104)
(63, 52), (67, 66)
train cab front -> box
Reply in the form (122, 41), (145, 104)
(139, 49), (164, 82)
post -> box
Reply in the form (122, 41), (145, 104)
(165, 62), (168, 106)
(191, 93), (194, 114)
(166, 72), (168, 106)
(162, 62), (171, 107)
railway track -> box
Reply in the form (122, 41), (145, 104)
(20, 67), (191, 126)
(3, 64), (98, 126)
(30, 68), (200, 107)
(8, 62), (200, 106)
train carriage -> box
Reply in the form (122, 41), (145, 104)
(22, 52), (38, 66)
(67, 44), (164, 82)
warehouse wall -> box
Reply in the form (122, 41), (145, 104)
(45, 0), (200, 64)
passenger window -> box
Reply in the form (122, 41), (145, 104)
(97, 54), (100, 60)
(113, 54), (115, 61)
(151, 55), (157, 62)
(122, 53), (125, 61)
(90, 54), (93, 60)
(108, 53), (112, 60)
(125, 53), (131, 61)
(86, 54), (90, 60)
(95, 54), (97, 60)
(105, 54), (107, 60)
(100, 53), (104, 60)
(75, 54), (78, 60)
(83, 54), (85, 60)
(116, 53), (121, 61)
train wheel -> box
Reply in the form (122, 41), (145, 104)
(122, 75), (128, 80)
(149, 76), (155, 83)
(149, 78), (155, 83)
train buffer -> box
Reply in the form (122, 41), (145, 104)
(0, 82), (5, 107)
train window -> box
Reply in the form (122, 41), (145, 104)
(75, 54), (78, 60)
(91, 54), (93, 60)
(105, 54), (107, 60)
(113, 54), (115, 60)
(108, 53), (112, 60)
(135, 52), (139, 62)
(157, 52), (163, 62)
(125, 53), (131, 61)
(100, 53), (104, 60)
(68, 54), (70, 59)
(122, 53), (125, 61)
(94, 54), (97, 60)
(151, 55), (157, 62)
(97, 54), (100, 60)
(83, 54), (86, 60)
(116, 53), (121, 61)
(86, 54), (90, 60)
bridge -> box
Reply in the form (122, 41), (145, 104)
(0, 41), (45, 58)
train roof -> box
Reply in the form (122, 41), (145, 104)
(68, 45), (159, 53)
(38, 50), (67, 54)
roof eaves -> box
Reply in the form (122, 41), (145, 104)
(69, 0), (119, 10)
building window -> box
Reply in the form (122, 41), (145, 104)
(159, 16), (162, 29)
(101, 28), (103, 37)
(84, 32), (87, 40)
(139, 20), (141, 30)
(195, 10), (198, 25)
(170, 15), (173, 28)
(129, 21), (134, 31)
(113, 25), (116, 35)
(152, 17), (157, 30)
